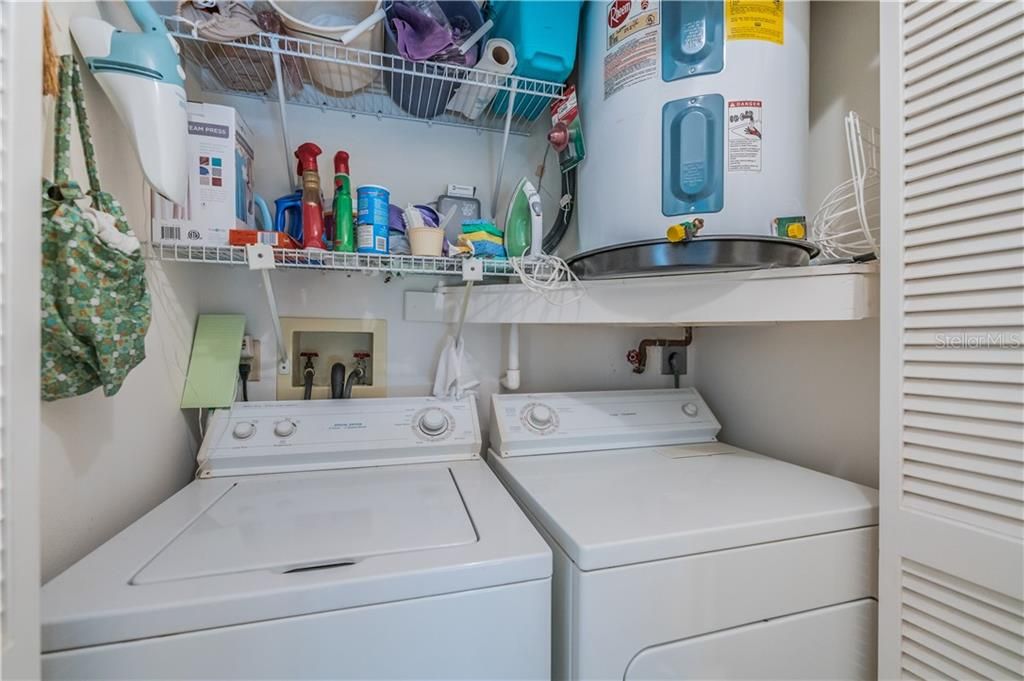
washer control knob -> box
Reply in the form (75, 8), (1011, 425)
(273, 420), (297, 438)
(526, 404), (554, 429)
(232, 421), (256, 440)
(417, 409), (448, 436)
(682, 402), (699, 417)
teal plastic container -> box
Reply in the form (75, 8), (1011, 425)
(490, 0), (583, 120)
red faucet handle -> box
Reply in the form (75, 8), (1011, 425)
(299, 351), (319, 358)
(353, 352), (371, 360)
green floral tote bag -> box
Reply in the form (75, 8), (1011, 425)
(41, 56), (151, 401)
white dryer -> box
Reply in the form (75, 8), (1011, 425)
(488, 388), (878, 681)
(42, 396), (551, 680)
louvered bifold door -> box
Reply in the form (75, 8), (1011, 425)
(879, 2), (1024, 679)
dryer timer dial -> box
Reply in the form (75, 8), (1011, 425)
(521, 403), (558, 434)
(526, 405), (554, 429)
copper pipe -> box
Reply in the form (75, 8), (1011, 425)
(629, 329), (693, 374)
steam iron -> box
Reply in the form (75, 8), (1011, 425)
(503, 178), (544, 258)
(70, 1), (187, 205)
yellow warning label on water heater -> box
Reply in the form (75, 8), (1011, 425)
(726, 0), (784, 44)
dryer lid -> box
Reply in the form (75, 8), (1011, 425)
(133, 466), (476, 584)
(491, 444), (878, 571)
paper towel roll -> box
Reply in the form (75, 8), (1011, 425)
(447, 39), (517, 121)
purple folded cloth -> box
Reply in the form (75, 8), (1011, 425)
(391, 2), (453, 61)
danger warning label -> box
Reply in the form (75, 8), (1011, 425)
(604, 0), (660, 100)
(728, 100), (763, 172)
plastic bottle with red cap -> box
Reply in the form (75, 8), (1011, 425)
(332, 151), (355, 253)
(294, 143), (326, 250)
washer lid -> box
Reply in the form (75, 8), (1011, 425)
(490, 444), (878, 571)
(42, 460), (551, 652)
(134, 466), (476, 584)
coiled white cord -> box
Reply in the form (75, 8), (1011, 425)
(508, 250), (585, 305)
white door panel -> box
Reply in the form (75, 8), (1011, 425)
(1, 1), (43, 678)
(879, 2), (1024, 679)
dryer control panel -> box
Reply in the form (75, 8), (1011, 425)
(490, 389), (720, 457)
(198, 395), (481, 477)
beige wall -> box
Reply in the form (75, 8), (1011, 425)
(40, 2), (199, 582)
(693, 1), (882, 489)
(809, 0), (881, 211)
(693, 320), (880, 488)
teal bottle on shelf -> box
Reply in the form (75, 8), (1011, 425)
(490, 0), (584, 120)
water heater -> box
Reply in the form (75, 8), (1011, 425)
(577, 0), (809, 253)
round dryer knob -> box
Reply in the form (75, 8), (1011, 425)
(232, 421), (256, 440)
(681, 402), (699, 417)
(417, 409), (448, 437)
(526, 404), (554, 429)
(273, 420), (297, 438)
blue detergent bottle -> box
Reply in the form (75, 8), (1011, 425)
(490, 0), (584, 120)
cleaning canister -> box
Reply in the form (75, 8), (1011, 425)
(333, 151), (355, 252)
(357, 184), (390, 254)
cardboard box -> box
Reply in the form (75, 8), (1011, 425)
(152, 102), (255, 246)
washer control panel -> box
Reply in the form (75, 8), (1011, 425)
(491, 388), (720, 457)
(199, 396), (481, 477)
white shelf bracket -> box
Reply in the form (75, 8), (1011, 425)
(461, 257), (484, 282)
(454, 281), (475, 345)
(271, 37), (296, 192)
(246, 244), (290, 375)
(490, 81), (518, 219)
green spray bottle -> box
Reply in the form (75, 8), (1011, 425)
(332, 151), (355, 252)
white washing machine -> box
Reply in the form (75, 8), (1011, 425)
(488, 388), (879, 681)
(42, 396), (551, 680)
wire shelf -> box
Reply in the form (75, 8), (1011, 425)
(152, 242), (553, 279)
(165, 16), (564, 136)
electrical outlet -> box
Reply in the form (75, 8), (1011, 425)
(240, 335), (255, 360)
(661, 346), (687, 375)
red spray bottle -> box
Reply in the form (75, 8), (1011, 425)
(294, 142), (326, 250)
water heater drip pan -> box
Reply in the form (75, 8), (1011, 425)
(566, 236), (819, 280)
